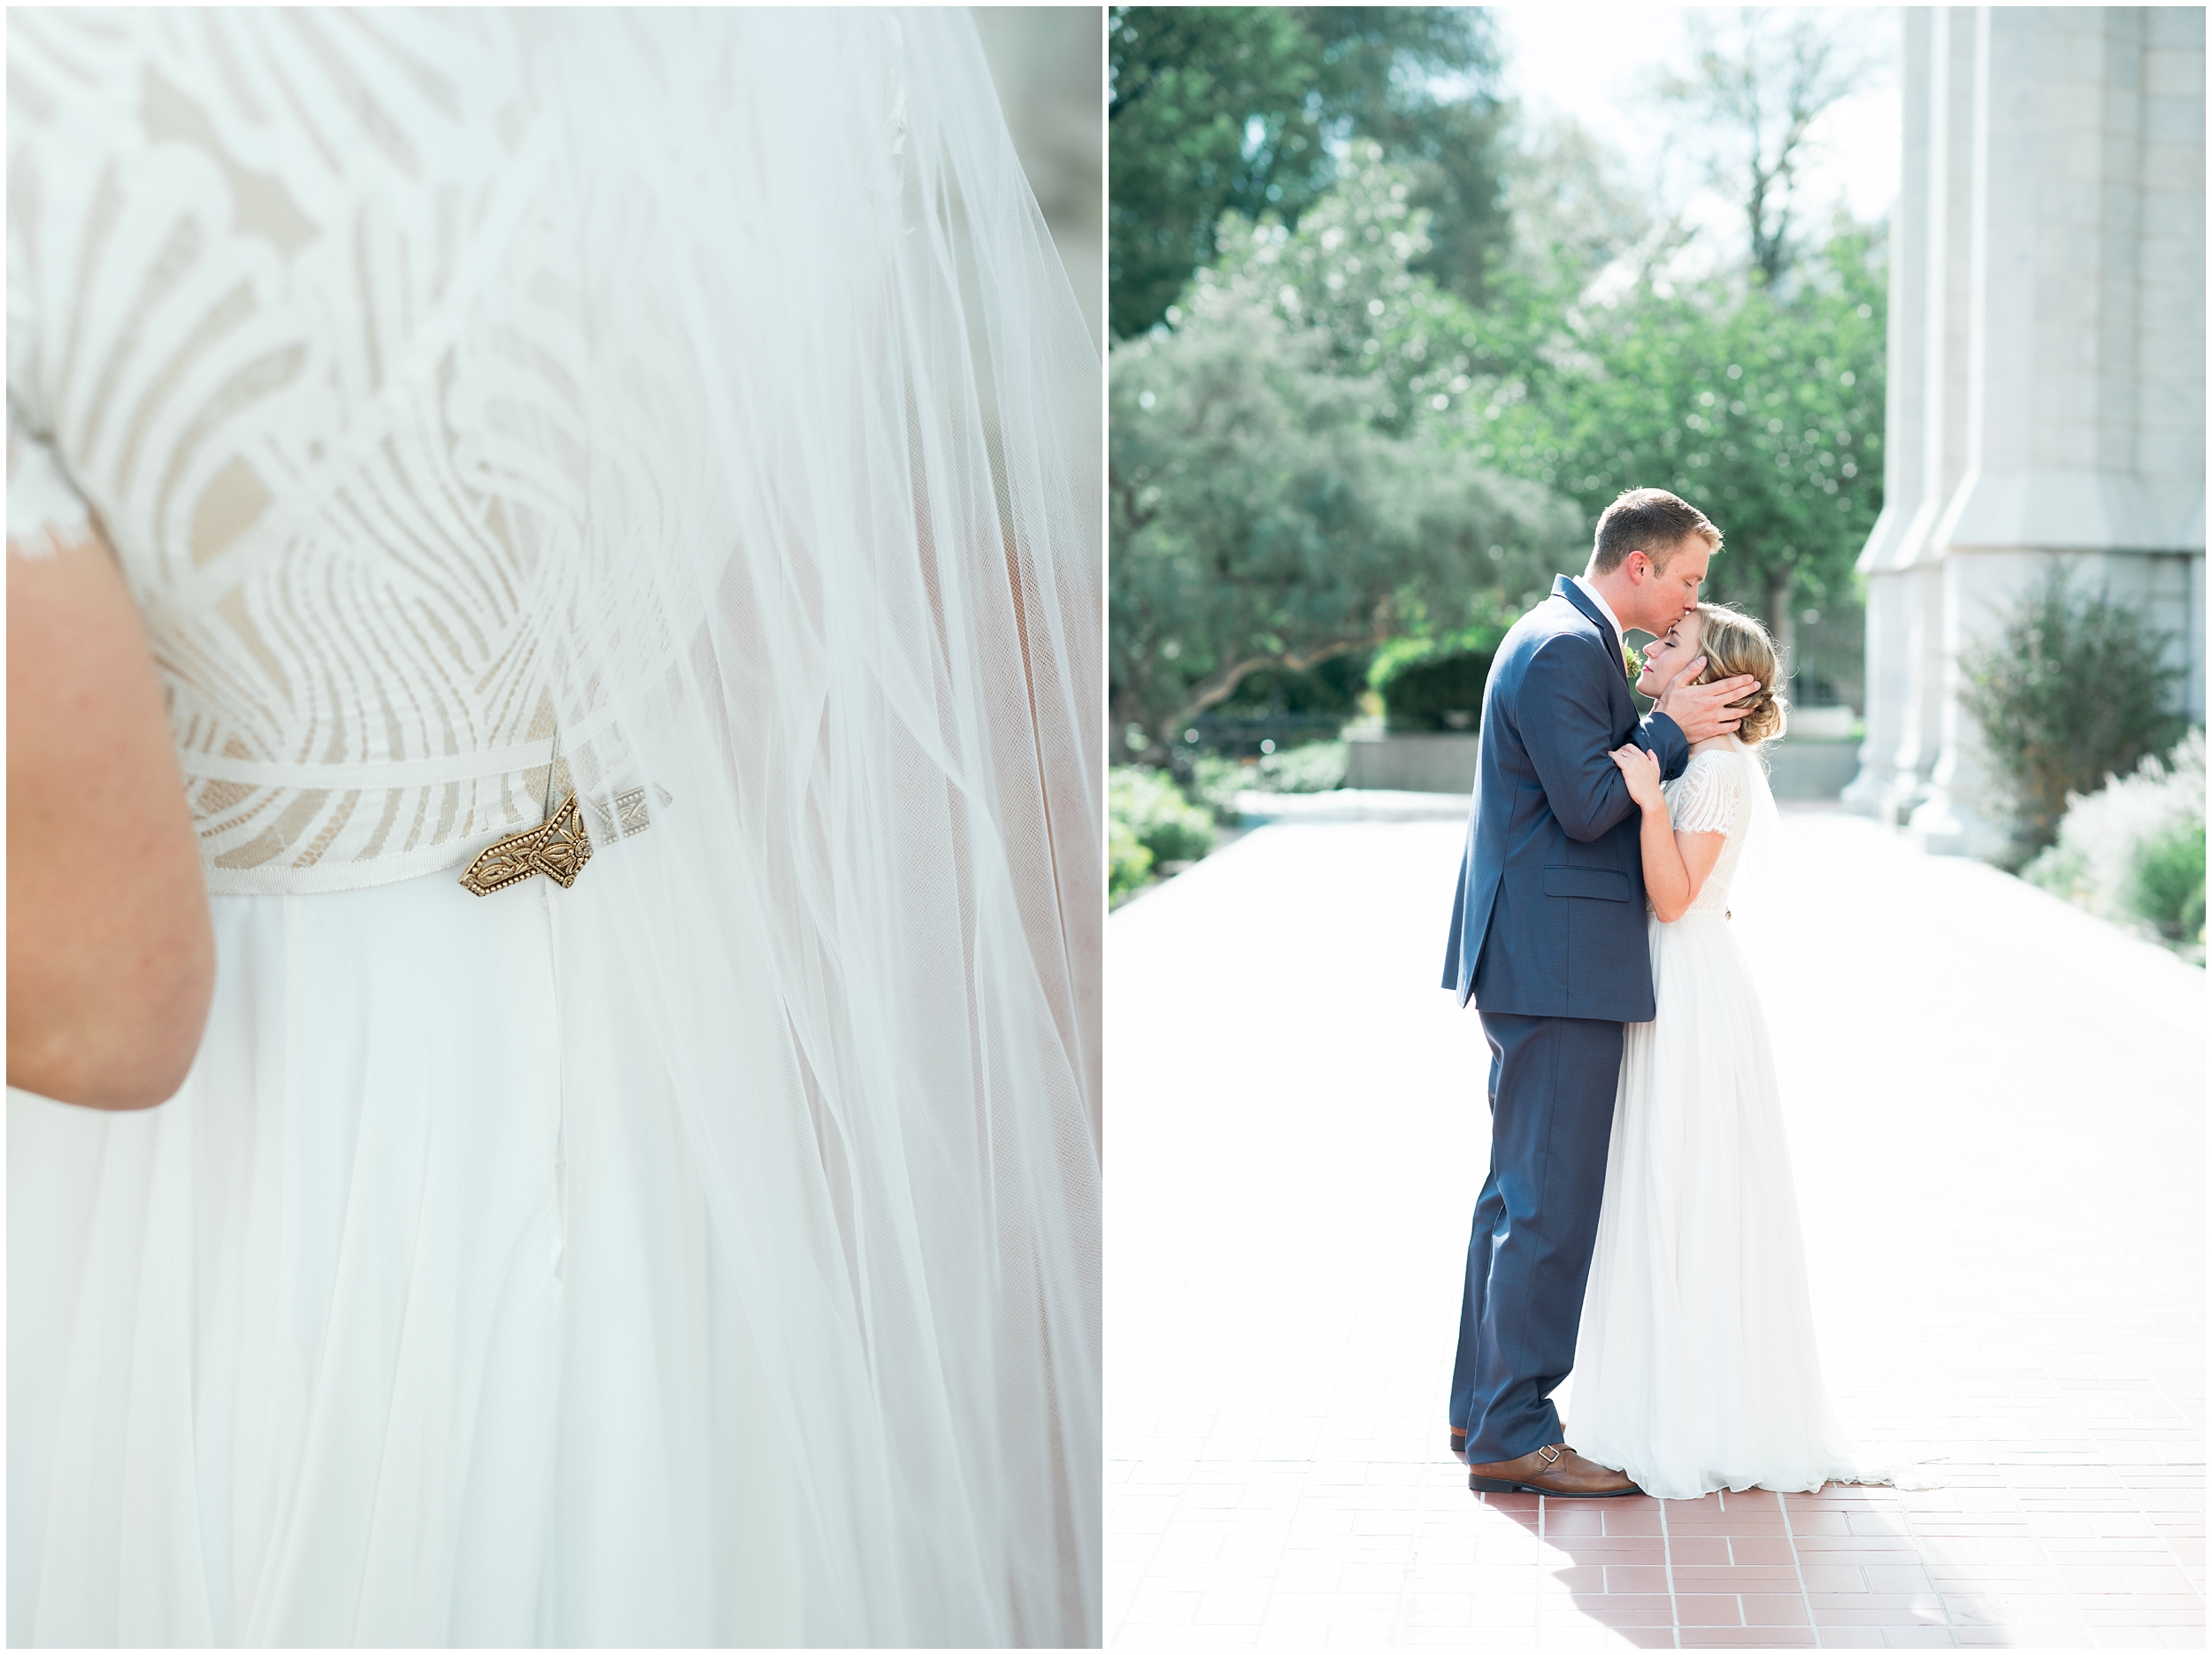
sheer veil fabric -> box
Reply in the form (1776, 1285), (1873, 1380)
(8, 9), (1100, 1645)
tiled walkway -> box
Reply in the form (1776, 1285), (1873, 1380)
(1105, 804), (2203, 1649)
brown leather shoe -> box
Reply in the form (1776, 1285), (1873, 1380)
(1448, 1425), (1469, 1465)
(1467, 1442), (1641, 1498)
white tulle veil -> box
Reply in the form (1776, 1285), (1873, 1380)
(1713, 733), (1790, 1011)
(449, 11), (1100, 1643)
(1725, 734), (1786, 913)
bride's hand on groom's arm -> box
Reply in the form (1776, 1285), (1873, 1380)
(1608, 745), (1667, 812)
(1653, 660), (1763, 745)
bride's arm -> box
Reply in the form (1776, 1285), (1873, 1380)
(1609, 747), (1725, 923)
(9, 526), (215, 1108)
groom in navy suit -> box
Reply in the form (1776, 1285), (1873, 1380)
(1440, 488), (1755, 1498)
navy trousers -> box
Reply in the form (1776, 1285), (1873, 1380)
(1448, 1009), (1625, 1464)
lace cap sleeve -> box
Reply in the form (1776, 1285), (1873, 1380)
(9, 192), (90, 559)
(1669, 752), (1742, 836)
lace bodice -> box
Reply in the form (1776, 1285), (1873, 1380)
(1663, 747), (1753, 916)
(7, 11), (915, 894)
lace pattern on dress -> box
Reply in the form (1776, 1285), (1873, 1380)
(4, 11), (827, 893)
(1665, 750), (1751, 916)
(1667, 752), (1742, 837)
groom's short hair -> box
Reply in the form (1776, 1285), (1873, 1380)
(1589, 489), (1722, 575)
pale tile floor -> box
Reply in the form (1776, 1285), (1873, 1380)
(1106, 805), (2203, 1649)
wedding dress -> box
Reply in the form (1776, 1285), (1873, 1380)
(1567, 741), (1867, 1499)
(8, 9), (1100, 1646)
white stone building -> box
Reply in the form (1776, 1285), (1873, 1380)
(1845, 7), (2206, 853)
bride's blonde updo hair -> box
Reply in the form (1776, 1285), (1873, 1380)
(1691, 601), (1789, 745)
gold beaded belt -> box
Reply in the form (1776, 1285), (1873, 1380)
(457, 786), (663, 896)
(458, 730), (670, 897)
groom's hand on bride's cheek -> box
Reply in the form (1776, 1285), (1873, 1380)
(1654, 656), (1710, 712)
(1658, 670), (1762, 743)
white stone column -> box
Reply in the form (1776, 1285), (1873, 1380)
(1845, 8), (1933, 816)
(1841, 571), (1911, 814)
(1885, 7), (1983, 826)
(1900, 558), (1947, 824)
(2139, 6), (2208, 719)
(1907, 6), (2206, 856)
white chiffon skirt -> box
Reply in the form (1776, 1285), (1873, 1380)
(1567, 911), (1863, 1500)
(13, 854), (808, 1645)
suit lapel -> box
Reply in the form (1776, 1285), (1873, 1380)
(1552, 576), (1635, 730)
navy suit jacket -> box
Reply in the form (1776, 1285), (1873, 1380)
(1440, 577), (1689, 1020)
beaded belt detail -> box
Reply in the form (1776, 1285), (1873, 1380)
(458, 785), (662, 896)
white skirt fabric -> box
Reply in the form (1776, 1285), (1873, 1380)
(1567, 911), (1863, 1500)
(12, 852), (812, 1646)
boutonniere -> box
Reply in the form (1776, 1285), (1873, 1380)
(1623, 642), (1644, 684)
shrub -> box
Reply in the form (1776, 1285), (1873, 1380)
(2134, 824), (2206, 944)
(1187, 755), (1247, 824)
(1255, 739), (1348, 793)
(1957, 564), (2188, 860)
(1371, 624), (1502, 732)
(1190, 741), (1348, 820)
(1109, 816), (1154, 908)
(2024, 728), (2204, 957)
(1109, 765), (1217, 885)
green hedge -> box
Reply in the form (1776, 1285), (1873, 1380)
(1369, 624), (1502, 732)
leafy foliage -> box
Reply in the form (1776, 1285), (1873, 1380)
(1109, 813), (1155, 906)
(1188, 743), (1350, 822)
(1208, 654), (1371, 718)
(1369, 623), (1504, 732)
(2133, 824), (2206, 946)
(1108, 19), (1892, 778)
(1109, 152), (1578, 762)
(1109, 765), (1218, 874)
(1108, 7), (1506, 336)
(1468, 227), (1888, 648)
(2024, 730), (2204, 958)
(1960, 566), (2191, 859)
(1212, 154), (1488, 425)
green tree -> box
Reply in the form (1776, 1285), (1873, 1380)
(1492, 113), (1663, 295)
(1468, 225), (1887, 678)
(1202, 147), (1556, 434)
(1662, 11), (1877, 291)
(1109, 157), (1575, 764)
(1108, 6), (1507, 338)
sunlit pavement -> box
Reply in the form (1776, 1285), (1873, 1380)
(1106, 801), (2203, 1649)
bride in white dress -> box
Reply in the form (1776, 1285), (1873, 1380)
(9, 10), (1099, 1645)
(1568, 603), (1869, 1500)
